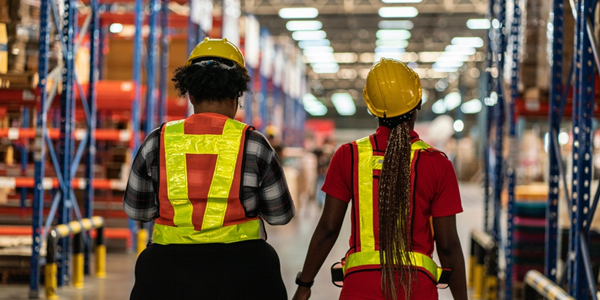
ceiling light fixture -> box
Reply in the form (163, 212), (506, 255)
(286, 20), (323, 31)
(311, 63), (340, 73)
(303, 46), (334, 54)
(432, 99), (446, 114)
(298, 39), (331, 48)
(466, 19), (491, 29)
(279, 7), (319, 19)
(303, 93), (328, 116)
(334, 52), (358, 63)
(378, 20), (414, 29)
(376, 39), (409, 47)
(378, 7), (419, 18)
(453, 120), (464, 132)
(444, 92), (462, 111)
(292, 30), (327, 41)
(451, 37), (484, 47)
(110, 23), (124, 33)
(376, 29), (411, 40)
(460, 98), (483, 114)
(381, 0), (422, 3)
(331, 93), (357, 116)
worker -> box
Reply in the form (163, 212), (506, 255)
(123, 38), (295, 300)
(291, 58), (467, 300)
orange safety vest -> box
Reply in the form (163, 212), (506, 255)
(152, 113), (262, 245)
(342, 135), (449, 286)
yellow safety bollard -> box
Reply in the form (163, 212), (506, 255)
(484, 275), (497, 300)
(95, 244), (107, 278)
(468, 239), (475, 288)
(72, 233), (84, 288)
(45, 262), (58, 299)
(137, 228), (148, 255)
(473, 264), (485, 298)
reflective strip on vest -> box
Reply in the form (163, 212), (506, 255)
(344, 136), (443, 282)
(153, 118), (261, 244)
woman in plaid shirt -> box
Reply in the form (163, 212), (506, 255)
(124, 38), (295, 300)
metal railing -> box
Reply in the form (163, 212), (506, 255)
(524, 270), (574, 300)
(44, 216), (106, 299)
(469, 229), (497, 299)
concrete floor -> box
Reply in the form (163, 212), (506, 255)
(0, 183), (483, 300)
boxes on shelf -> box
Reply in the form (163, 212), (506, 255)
(0, 71), (36, 89)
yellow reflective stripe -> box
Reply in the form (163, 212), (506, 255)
(371, 155), (384, 170)
(356, 137), (375, 253)
(163, 118), (245, 230)
(152, 219), (261, 244)
(344, 251), (442, 281)
(203, 119), (245, 229)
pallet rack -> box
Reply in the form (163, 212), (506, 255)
(483, 0), (600, 298)
(0, 0), (308, 296)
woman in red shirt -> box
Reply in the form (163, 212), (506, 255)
(292, 59), (467, 300)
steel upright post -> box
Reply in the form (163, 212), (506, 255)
(159, 0), (169, 124)
(20, 108), (29, 212)
(570, 0), (594, 298)
(129, 0), (144, 252)
(57, 0), (77, 286)
(505, 0), (522, 297)
(246, 67), (254, 125)
(545, 0), (564, 282)
(187, 0), (197, 55)
(146, 0), (159, 134)
(84, 0), (100, 275)
(29, 0), (51, 296)
(483, 0), (495, 233)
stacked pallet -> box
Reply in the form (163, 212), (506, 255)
(512, 201), (546, 282)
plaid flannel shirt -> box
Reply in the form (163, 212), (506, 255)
(123, 126), (295, 226)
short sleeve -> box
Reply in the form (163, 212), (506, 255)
(322, 143), (353, 202)
(430, 157), (463, 217)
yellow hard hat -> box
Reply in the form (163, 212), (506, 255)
(363, 58), (422, 118)
(185, 38), (246, 70)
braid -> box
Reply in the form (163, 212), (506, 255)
(379, 121), (415, 300)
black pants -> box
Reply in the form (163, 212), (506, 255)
(130, 240), (287, 300)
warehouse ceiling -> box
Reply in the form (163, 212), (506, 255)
(246, 0), (488, 124)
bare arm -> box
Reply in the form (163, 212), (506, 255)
(433, 215), (468, 300)
(292, 194), (349, 300)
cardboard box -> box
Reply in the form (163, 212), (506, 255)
(0, 0), (9, 23)
(0, 23), (7, 74)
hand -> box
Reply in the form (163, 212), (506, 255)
(291, 286), (311, 300)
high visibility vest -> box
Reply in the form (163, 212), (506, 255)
(153, 114), (262, 245)
(342, 135), (448, 285)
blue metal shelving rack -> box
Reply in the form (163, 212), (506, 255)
(30, 0), (101, 296)
(484, 0), (600, 298)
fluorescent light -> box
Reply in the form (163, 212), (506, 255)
(492, 19), (500, 29)
(434, 61), (463, 68)
(331, 93), (356, 116)
(453, 120), (464, 132)
(279, 7), (319, 19)
(303, 93), (328, 116)
(286, 21), (323, 31)
(378, 20), (414, 29)
(110, 23), (123, 33)
(432, 99), (446, 114)
(311, 63), (339, 73)
(378, 7), (419, 18)
(359, 53), (375, 63)
(445, 45), (476, 55)
(444, 92), (462, 111)
(461, 98), (482, 114)
(466, 19), (491, 29)
(437, 55), (469, 62)
(292, 30), (327, 41)
(303, 46), (334, 54)
(298, 39), (331, 48)
(558, 132), (569, 145)
(376, 39), (409, 47)
(433, 66), (459, 73)
(451, 37), (484, 47)
(375, 46), (405, 53)
(334, 52), (358, 63)
(382, 0), (421, 3)
(376, 29), (411, 40)
(305, 54), (337, 63)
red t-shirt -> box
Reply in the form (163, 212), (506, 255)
(322, 126), (463, 300)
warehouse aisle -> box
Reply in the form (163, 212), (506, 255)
(0, 183), (482, 300)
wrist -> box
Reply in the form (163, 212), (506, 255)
(296, 272), (314, 288)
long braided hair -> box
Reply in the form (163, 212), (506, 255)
(378, 112), (416, 300)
